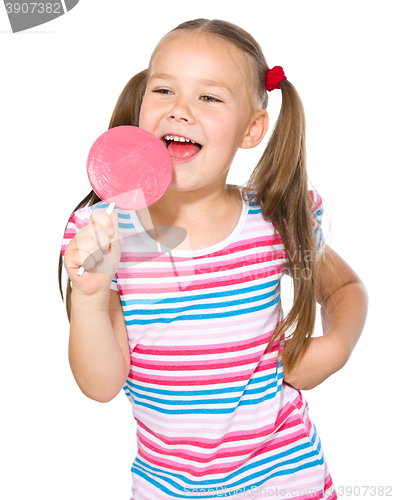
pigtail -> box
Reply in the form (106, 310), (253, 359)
(108, 69), (148, 129)
(58, 69), (149, 320)
(243, 79), (319, 373)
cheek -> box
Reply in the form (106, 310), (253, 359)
(208, 122), (241, 152)
(138, 97), (161, 130)
(138, 100), (150, 129)
(203, 118), (229, 144)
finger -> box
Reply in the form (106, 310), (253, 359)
(74, 235), (103, 270)
(108, 210), (119, 240)
(90, 209), (115, 237)
(78, 250), (96, 272)
(100, 210), (120, 257)
(91, 222), (111, 252)
(108, 210), (121, 256)
(66, 245), (100, 273)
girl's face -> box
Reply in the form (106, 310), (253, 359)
(139, 32), (261, 194)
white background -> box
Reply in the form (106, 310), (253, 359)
(1, 1), (393, 499)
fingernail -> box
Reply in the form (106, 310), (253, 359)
(108, 227), (114, 236)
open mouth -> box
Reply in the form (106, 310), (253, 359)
(161, 135), (202, 160)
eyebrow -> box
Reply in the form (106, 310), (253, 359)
(149, 73), (234, 95)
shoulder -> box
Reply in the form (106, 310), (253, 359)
(62, 199), (112, 250)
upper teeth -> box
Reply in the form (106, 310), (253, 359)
(164, 135), (195, 143)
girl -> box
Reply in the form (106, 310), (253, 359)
(59, 19), (368, 500)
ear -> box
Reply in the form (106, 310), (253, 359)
(239, 109), (269, 149)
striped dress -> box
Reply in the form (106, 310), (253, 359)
(61, 187), (337, 500)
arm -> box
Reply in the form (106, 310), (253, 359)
(69, 289), (130, 403)
(283, 245), (368, 390)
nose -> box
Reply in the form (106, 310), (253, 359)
(167, 98), (195, 123)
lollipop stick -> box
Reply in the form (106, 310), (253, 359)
(77, 202), (116, 277)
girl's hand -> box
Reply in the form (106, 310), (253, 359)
(282, 334), (348, 391)
(64, 209), (121, 297)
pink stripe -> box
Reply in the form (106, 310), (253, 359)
(137, 426), (307, 462)
(123, 234), (284, 264)
(131, 341), (280, 370)
(225, 233), (284, 252)
(134, 330), (275, 355)
(130, 352), (279, 381)
(117, 260), (284, 282)
(260, 470), (328, 499)
(135, 401), (297, 448)
(119, 231), (283, 257)
(138, 446), (249, 475)
(118, 248), (287, 276)
(68, 211), (91, 229)
(119, 238), (285, 261)
(132, 351), (265, 370)
(119, 265), (283, 295)
(130, 480), (179, 500)
(63, 229), (76, 239)
(137, 424), (319, 476)
(310, 189), (323, 207)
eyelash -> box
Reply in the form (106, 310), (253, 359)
(152, 89), (221, 103)
(201, 95), (221, 103)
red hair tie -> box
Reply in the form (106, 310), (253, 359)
(265, 66), (287, 91)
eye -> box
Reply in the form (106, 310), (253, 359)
(200, 95), (221, 103)
(153, 88), (173, 95)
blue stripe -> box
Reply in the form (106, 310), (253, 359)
(129, 377), (282, 406)
(133, 457), (324, 498)
(125, 294), (280, 326)
(133, 429), (319, 487)
(314, 208), (323, 218)
(131, 427), (321, 495)
(126, 370), (281, 397)
(117, 212), (132, 219)
(119, 222), (135, 229)
(91, 202), (110, 211)
(128, 380), (282, 414)
(91, 203), (135, 229)
(123, 286), (278, 317)
(121, 278), (279, 307)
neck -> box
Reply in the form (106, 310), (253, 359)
(142, 184), (241, 226)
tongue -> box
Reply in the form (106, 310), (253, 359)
(167, 141), (201, 159)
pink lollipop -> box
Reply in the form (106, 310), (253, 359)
(77, 126), (173, 276)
